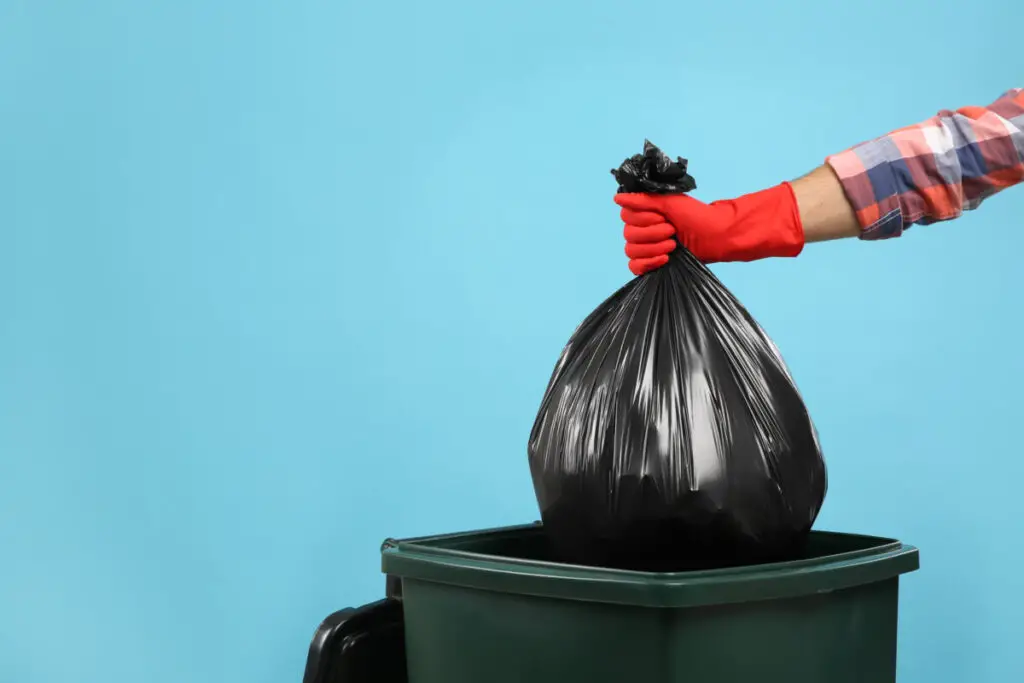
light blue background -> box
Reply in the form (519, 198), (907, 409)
(1, 1), (1021, 681)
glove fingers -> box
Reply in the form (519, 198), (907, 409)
(614, 193), (663, 212)
(625, 239), (676, 260)
(619, 208), (666, 227)
(624, 221), (675, 244)
(629, 255), (670, 276)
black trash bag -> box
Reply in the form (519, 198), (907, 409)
(527, 142), (826, 571)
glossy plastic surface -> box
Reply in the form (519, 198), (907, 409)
(382, 523), (919, 683)
(528, 144), (826, 570)
(302, 599), (406, 683)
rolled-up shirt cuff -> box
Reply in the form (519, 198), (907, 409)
(826, 142), (906, 241)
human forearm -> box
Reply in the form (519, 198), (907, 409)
(790, 165), (861, 243)
(617, 89), (1024, 272)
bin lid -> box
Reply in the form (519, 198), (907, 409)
(380, 523), (919, 609)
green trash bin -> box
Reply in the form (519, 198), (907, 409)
(381, 522), (919, 683)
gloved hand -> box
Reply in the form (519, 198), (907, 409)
(615, 183), (806, 275)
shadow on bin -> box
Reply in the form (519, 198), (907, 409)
(303, 523), (918, 683)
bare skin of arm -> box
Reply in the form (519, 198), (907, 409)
(791, 166), (861, 243)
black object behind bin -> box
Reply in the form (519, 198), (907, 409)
(302, 597), (407, 683)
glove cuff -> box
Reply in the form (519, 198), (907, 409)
(720, 182), (805, 262)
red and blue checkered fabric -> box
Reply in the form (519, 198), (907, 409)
(827, 89), (1024, 240)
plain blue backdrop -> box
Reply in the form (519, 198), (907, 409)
(1, 0), (1022, 681)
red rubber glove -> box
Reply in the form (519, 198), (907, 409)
(615, 183), (805, 276)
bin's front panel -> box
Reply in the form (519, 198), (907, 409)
(400, 577), (901, 683)
(666, 578), (900, 683)
(401, 580), (667, 683)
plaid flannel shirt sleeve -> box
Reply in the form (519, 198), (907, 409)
(825, 89), (1024, 240)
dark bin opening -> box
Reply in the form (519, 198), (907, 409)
(399, 522), (899, 574)
(539, 510), (807, 571)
